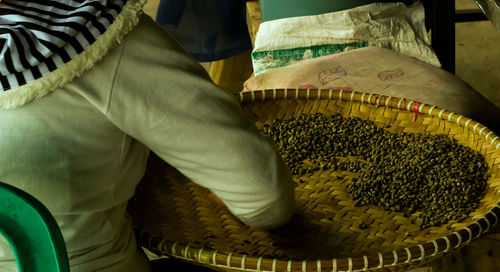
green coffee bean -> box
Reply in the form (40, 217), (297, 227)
(260, 113), (489, 229)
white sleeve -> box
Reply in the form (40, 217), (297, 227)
(105, 15), (295, 229)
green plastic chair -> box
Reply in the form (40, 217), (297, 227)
(0, 181), (70, 272)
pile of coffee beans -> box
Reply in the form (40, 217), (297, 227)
(261, 113), (489, 229)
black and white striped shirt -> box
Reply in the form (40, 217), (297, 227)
(0, 0), (127, 92)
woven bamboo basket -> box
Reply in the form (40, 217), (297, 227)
(128, 89), (500, 272)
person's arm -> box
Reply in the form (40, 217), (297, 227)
(105, 15), (295, 229)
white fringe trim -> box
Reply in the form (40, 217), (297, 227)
(0, 0), (147, 110)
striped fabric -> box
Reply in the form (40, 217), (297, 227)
(0, 0), (127, 92)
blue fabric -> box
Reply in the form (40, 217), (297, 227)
(156, 0), (252, 62)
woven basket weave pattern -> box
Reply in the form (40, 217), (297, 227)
(129, 89), (500, 272)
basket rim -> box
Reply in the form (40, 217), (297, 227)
(136, 88), (500, 272)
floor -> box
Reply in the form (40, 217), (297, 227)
(455, 0), (500, 108)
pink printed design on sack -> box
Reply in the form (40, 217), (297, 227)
(378, 68), (404, 81)
(318, 66), (347, 86)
